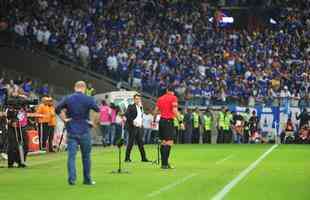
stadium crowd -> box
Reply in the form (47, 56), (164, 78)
(7, 0), (310, 108)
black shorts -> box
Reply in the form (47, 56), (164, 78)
(159, 118), (175, 140)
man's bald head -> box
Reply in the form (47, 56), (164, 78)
(74, 81), (87, 93)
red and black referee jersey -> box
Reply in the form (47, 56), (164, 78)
(156, 92), (178, 120)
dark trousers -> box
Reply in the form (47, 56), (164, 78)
(0, 127), (7, 153)
(192, 128), (200, 144)
(223, 130), (232, 143)
(48, 126), (55, 152)
(125, 126), (147, 161)
(203, 130), (211, 144)
(243, 129), (250, 143)
(174, 128), (179, 144)
(217, 128), (231, 144)
(177, 130), (185, 144)
(7, 126), (28, 166)
(183, 129), (192, 144)
(39, 123), (49, 149)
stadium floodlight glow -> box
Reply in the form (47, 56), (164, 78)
(221, 17), (234, 23)
(270, 18), (277, 24)
(208, 17), (234, 24)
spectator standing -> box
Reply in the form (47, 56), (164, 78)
(143, 109), (153, 144)
(99, 100), (111, 146)
(77, 42), (90, 67)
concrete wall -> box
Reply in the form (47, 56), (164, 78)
(0, 46), (116, 94)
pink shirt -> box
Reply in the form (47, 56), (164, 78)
(18, 110), (28, 127)
(99, 105), (111, 125)
(110, 109), (117, 123)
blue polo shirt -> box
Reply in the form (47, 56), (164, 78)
(23, 83), (32, 93)
(56, 92), (99, 135)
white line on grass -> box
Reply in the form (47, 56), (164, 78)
(29, 149), (112, 167)
(211, 144), (278, 200)
(215, 155), (234, 165)
(145, 154), (234, 198)
(146, 173), (198, 198)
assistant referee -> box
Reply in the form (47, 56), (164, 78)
(155, 86), (178, 169)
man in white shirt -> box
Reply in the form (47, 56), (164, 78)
(143, 111), (153, 144)
(124, 94), (149, 162)
(14, 23), (25, 36)
(36, 27), (44, 44)
(107, 54), (118, 71)
(280, 85), (291, 107)
(77, 43), (90, 67)
(42, 27), (51, 45)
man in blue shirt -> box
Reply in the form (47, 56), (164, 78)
(56, 81), (99, 186)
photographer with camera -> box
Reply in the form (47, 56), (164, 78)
(4, 93), (38, 168)
(0, 111), (8, 161)
(6, 104), (29, 168)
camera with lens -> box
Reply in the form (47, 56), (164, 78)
(5, 97), (38, 121)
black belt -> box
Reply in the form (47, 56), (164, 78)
(160, 118), (173, 121)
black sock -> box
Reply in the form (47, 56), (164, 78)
(163, 145), (170, 166)
(160, 145), (165, 166)
(162, 145), (169, 166)
(166, 145), (171, 165)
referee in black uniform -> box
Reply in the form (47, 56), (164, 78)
(155, 87), (178, 169)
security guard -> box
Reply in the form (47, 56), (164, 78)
(202, 108), (212, 144)
(173, 109), (184, 144)
(178, 110), (185, 144)
(224, 109), (233, 143)
(241, 108), (251, 143)
(85, 83), (96, 96)
(183, 108), (193, 144)
(173, 113), (180, 143)
(192, 107), (200, 144)
(217, 107), (232, 143)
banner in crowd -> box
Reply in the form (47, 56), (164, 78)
(233, 106), (302, 135)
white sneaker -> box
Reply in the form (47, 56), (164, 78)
(0, 153), (8, 160)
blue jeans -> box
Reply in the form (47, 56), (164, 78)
(67, 133), (92, 184)
(100, 125), (111, 145)
(234, 133), (242, 144)
(110, 123), (116, 145)
(143, 128), (152, 144)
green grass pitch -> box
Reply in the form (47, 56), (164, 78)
(0, 144), (309, 200)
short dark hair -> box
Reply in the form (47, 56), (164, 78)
(166, 85), (176, 93)
(101, 100), (107, 105)
(134, 93), (141, 99)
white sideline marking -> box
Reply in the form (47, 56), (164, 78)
(211, 144), (278, 200)
(215, 155), (234, 165)
(30, 158), (65, 166)
(146, 173), (198, 198)
(30, 149), (112, 167)
(145, 154), (235, 198)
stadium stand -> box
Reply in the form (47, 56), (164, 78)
(0, 0), (308, 145)
(6, 0), (309, 108)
